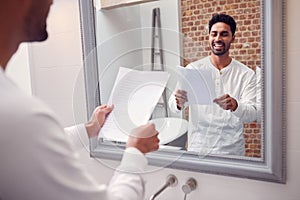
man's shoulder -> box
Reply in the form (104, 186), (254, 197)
(2, 90), (52, 115)
(231, 59), (255, 74)
(0, 87), (60, 133)
(186, 57), (210, 68)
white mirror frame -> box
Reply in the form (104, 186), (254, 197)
(79, 0), (286, 183)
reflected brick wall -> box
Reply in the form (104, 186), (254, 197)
(181, 0), (261, 157)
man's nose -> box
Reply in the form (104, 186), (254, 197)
(215, 34), (221, 41)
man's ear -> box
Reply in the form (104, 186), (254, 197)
(232, 35), (235, 42)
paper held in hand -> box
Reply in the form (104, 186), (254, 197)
(99, 67), (170, 143)
(176, 65), (216, 106)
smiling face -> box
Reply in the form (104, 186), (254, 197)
(209, 22), (235, 56)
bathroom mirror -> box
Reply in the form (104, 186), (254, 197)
(79, 0), (286, 183)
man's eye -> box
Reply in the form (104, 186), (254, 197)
(221, 32), (229, 36)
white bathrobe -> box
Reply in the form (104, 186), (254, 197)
(0, 67), (147, 200)
(169, 57), (257, 155)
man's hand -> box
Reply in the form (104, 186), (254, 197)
(213, 94), (238, 112)
(175, 89), (188, 110)
(126, 123), (159, 154)
(85, 104), (114, 138)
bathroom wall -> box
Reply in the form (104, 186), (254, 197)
(28, 0), (87, 127)
(24, 0), (300, 199)
(95, 2), (144, 104)
(95, 0), (181, 107)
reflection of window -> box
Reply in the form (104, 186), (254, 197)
(100, 0), (158, 9)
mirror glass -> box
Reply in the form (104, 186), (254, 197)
(79, 0), (285, 182)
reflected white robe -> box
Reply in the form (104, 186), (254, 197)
(169, 57), (257, 155)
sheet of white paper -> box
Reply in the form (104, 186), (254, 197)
(99, 67), (170, 142)
(176, 66), (216, 105)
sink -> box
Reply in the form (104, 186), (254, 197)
(148, 117), (188, 145)
(100, 117), (188, 147)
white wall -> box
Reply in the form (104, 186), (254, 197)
(138, 0), (182, 118)
(95, 4), (144, 104)
(27, 0), (300, 199)
(95, 0), (181, 106)
(29, 0), (87, 127)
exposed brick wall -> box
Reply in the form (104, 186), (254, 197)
(181, 0), (261, 70)
(244, 122), (261, 157)
(180, 0), (261, 157)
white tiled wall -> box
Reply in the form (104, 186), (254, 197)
(29, 0), (87, 127)
(27, 0), (300, 199)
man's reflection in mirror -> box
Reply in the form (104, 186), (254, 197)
(169, 14), (259, 156)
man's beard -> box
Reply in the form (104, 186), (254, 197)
(210, 42), (229, 56)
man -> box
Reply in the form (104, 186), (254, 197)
(0, 0), (159, 199)
(170, 14), (257, 156)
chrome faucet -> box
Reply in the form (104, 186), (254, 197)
(149, 174), (178, 200)
(182, 178), (197, 200)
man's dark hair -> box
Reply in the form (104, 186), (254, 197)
(208, 14), (236, 35)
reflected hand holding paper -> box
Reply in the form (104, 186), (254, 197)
(176, 66), (216, 106)
(174, 89), (188, 110)
(213, 94), (238, 112)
